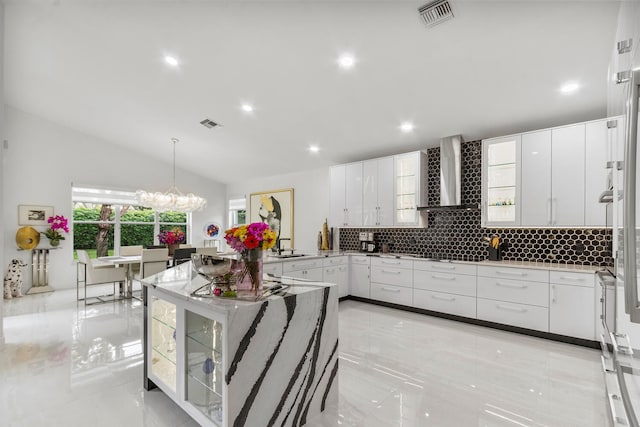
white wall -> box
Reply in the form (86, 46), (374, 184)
(3, 106), (227, 291)
(226, 168), (331, 253)
(1, 1), (5, 344)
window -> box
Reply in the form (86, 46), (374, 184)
(228, 197), (246, 227)
(72, 186), (190, 259)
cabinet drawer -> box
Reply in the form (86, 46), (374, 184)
(413, 260), (477, 276)
(370, 265), (413, 288)
(282, 259), (323, 272)
(370, 283), (412, 306)
(477, 298), (549, 332)
(284, 267), (323, 282)
(263, 262), (283, 277)
(549, 271), (594, 288)
(413, 269), (476, 297)
(477, 265), (549, 283)
(323, 256), (347, 267)
(477, 276), (549, 307)
(413, 289), (476, 318)
(371, 257), (413, 270)
(350, 255), (370, 265)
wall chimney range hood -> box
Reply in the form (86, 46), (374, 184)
(417, 135), (480, 212)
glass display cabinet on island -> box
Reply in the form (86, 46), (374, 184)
(482, 135), (521, 226)
(146, 288), (227, 427)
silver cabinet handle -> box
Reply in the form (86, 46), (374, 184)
(558, 275), (585, 282)
(381, 269), (401, 274)
(552, 198), (557, 225)
(551, 284), (557, 303)
(432, 274), (455, 281)
(431, 294), (455, 301)
(381, 287), (401, 293)
(381, 260), (401, 265)
(344, 208), (348, 226)
(325, 268), (335, 273)
(496, 304), (527, 313)
(496, 281), (527, 289)
(496, 270), (527, 277)
(432, 264), (455, 270)
(547, 197), (552, 225)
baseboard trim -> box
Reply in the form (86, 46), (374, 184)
(340, 295), (599, 349)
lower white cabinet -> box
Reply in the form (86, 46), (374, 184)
(549, 283), (595, 340)
(477, 298), (549, 332)
(477, 276), (548, 307)
(413, 269), (476, 297)
(370, 283), (412, 306)
(413, 289), (476, 318)
(285, 267), (323, 282)
(350, 256), (370, 298)
(263, 261), (283, 277)
(324, 256), (348, 298)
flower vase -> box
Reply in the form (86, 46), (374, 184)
(236, 248), (263, 293)
(167, 244), (177, 257)
(49, 239), (60, 247)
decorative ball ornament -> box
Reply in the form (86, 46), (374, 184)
(15, 227), (40, 250)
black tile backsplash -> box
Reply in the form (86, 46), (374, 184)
(339, 140), (612, 267)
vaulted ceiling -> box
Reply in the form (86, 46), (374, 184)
(4, 0), (620, 183)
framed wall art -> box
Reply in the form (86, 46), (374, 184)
(249, 188), (294, 251)
(18, 205), (54, 226)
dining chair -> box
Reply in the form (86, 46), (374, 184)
(173, 247), (196, 265)
(196, 247), (218, 256)
(120, 245), (143, 274)
(179, 244), (193, 248)
(76, 249), (127, 305)
(136, 248), (169, 281)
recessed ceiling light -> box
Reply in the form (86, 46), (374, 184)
(337, 53), (356, 70)
(559, 81), (579, 94)
(308, 145), (320, 153)
(241, 103), (254, 113)
(399, 121), (415, 133)
(164, 55), (179, 67)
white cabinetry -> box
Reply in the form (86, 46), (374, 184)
(413, 260), (477, 318)
(482, 135), (521, 226)
(476, 266), (549, 332)
(323, 256), (349, 298)
(263, 261), (283, 277)
(363, 157), (394, 226)
(521, 130), (551, 226)
(370, 257), (413, 306)
(551, 124), (586, 226)
(394, 152), (428, 226)
(549, 271), (595, 340)
(350, 256), (370, 298)
(282, 259), (324, 282)
(330, 163), (363, 226)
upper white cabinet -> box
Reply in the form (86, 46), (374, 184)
(551, 124), (586, 226)
(394, 151), (428, 226)
(330, 163), (363, 226)
(330, 151), (427, 228)
(484, 117), (618, 228)
(363, 157), (394, 226)
(482, 135), (521, 226)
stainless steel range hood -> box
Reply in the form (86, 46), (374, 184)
(417, 135), (480, 212)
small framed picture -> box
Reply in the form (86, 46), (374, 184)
(18, 205), (54, 226)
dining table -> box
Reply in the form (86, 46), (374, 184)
(97, 255), (142, 298)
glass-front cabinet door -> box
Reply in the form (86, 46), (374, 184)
(394, 152), (426, 226)
(149, 295), (178, 393)
(482, 135), (521, 226)
(185, 309), (225, 426)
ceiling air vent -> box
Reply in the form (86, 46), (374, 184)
(200, 118), (220, 129)
(419, 0), (454, 28)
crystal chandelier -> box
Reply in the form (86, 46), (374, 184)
(136, 138), (207, 212)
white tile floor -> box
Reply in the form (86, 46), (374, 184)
(1, 289), (608, 427)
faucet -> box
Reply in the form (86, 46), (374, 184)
(277, 238), (291, 255)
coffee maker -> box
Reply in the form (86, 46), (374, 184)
(359, 232), (377, 253)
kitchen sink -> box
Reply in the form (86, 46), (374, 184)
(269, 253), (307, 259)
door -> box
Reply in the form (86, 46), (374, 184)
(549, 283), (595, 340)
(483, 135), (521, 226)
(521, 130), (552, 226)
(362, 160), (378, 226)
(350, 263), (370, 298)
(552, 123), (585, 226)
(377, 157), (395, 226)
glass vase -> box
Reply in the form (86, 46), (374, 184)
(235, 248), (263, 293)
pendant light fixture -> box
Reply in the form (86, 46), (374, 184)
(136, 138), (207, 212)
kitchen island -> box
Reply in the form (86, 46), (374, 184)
(141, 262), (339, 427)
